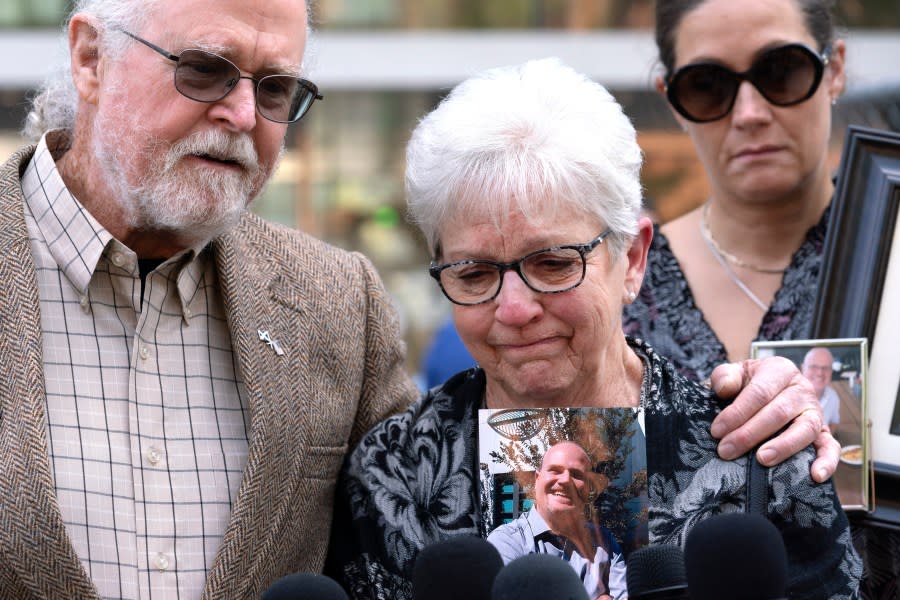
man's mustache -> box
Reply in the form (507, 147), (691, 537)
(164, 130), (260, 175)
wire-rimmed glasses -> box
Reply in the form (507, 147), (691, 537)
(122, 30), (323, 124)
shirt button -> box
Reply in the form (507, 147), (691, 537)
(146, 446), (162, 466)
(139, 346), (150, 360)
(153, 553), (170, 571)
(79, 295), (89, 309)
(111, 252), (125, 267)
(184, 307), (193, 319)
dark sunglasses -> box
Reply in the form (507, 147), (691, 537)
(122, 31), (323, 124)
(665, 43), (830, 123)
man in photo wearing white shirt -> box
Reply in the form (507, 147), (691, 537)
(802, 347), (841, 434)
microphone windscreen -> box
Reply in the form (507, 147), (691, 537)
(491, 553), (589, 600)
(625, 544), (689, 600)
(412, 535), (504, 600)
(684, 512), (788, 600)
(261, 572), (349, 600)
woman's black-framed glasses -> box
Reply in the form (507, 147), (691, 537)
(665, 43), (830, 123)
(122, 31), (323, 124)
(429, 229), (613, 306)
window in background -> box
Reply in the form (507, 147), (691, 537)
(312, 0), (899, 30)
(0, 0), (69, 27)
(314, 0), (658, 30)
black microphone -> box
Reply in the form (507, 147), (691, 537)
(261, 572), (349, 600)
(491, 553), (589, 600)
(625, 544), (689, 600)
(412, 535), (504, 600)
(684, 512), (788, 600)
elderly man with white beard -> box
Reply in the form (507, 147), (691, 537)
(0, 0), (419, 597)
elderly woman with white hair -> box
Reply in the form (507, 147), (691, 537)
(325, 58), (860, 600)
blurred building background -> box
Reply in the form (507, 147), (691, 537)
(1, 0), (898, 376)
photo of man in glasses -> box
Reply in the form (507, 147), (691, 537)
(801, 346), (841, 434)
(0, 0), (417, 597)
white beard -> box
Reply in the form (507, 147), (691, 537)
(94, 123), (275, 247)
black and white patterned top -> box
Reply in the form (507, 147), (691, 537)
(326, 337), (861, 600)
(622, 212), (828, 382)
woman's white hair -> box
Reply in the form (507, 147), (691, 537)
(405, 57), (643, 259)
(22, 0), (161, 142)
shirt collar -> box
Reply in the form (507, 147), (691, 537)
(24, 130), (113, 295)
(527, 505), (554, 537)
(23, 130), (211, 314)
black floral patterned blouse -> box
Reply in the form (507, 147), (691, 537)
(622, 210), (828, 382)
(325, 338), (861, 600)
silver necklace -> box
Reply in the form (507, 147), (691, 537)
(700, 203), (788, 274)
(700, 217), (769, 312)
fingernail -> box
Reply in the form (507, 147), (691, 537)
(718, 442), (736, 459)
(710, 422), (725, 439)
(758, 448), (777, 465)
(816, 468), (829, 482)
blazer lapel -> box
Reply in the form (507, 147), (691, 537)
(0, 147), (98, 598)
(202, 223), (316, 597)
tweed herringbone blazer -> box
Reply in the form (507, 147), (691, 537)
(0, 146), (419, 599)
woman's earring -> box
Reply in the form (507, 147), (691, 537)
(628, 291), (637, 302)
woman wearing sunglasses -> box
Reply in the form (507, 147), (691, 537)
(623, 0), (846, 381)
(623, 5), (900, 593)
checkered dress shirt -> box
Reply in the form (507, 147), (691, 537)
(21, 132), (250, 600)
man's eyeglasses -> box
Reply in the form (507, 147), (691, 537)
(122, 31), (323, 124)
(665, 43), (830, 123)
(429, 229), (613, 306)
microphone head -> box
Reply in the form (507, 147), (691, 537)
(491, 553), (589, 600)
(625, 544), (689, 600)
(261, 572), (349, 600)
(412, 535), (504, 600)
(684, 512), (788, 600)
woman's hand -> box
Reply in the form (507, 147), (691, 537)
(708, 356), (839, 483)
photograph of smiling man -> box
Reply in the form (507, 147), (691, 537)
(479, 407), (648, 600)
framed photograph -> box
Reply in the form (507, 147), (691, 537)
(751, 339), (869, 511)
(477, 407), (648, 599)
(810, 125), (900, 477)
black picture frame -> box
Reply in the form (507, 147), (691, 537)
(812, 125), (900, 477)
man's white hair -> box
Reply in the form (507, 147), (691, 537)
(22, 0), (317, 142)
(23, 0), (161, 141)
